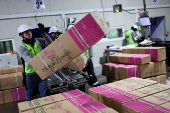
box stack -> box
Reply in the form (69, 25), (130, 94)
(0, 65), (26, 104)
(103, 47), (166, 84)
(18, 89), (118, 113)
(88, 77), (170, 113)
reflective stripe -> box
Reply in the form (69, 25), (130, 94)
(25, 65), (32, 68)
(35, 39), (42, 50)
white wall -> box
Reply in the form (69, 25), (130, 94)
(0, 0), (170, 75)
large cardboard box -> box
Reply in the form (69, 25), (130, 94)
(122, 95), (168, 113)
(147, 75), (166, 84)
(109, 54), (151, 65)
(1, 65), (24, 75)
(142, 102), (170, 113)
(66, 53), (88, 71)
(18, 89), (85, 112)
(0, 72), (23, 90)
(29, 11), (110, 80)
(0, 87), (26, 105)
(122, 47), (166, 61)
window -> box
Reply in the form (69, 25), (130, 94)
(0, 39), (15, 54)
(107, 26), (124, 39)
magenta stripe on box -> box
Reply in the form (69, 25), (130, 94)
(68, 29), (85, 51)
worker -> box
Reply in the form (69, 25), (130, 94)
(125, 25), (140, 47)
(67, 24), (100, 92)
(48, 26), (63, 41)
(18, 23), (52, 101)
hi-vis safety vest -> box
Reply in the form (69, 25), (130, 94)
(125, 29), (138, 47)
(84, 50), (93, 59)
(20, 39), (42, 74)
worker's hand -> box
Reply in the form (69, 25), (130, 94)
(36, 23), (45, 34)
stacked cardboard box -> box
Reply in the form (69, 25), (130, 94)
(18, 89), (118, 113)
(0, 65), (23, 75)
(88, 77), (170, 113)
(29, 11), (110, 80)
(104, 47), (166, 83)
(0, 65), (26, 104)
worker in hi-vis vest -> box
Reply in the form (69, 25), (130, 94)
(125, 25), (140, 47)
(67, 24), (100, 92)
(48, 26), (63, 41)
(19, 23), (53, 101)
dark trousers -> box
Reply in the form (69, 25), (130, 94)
(82, 61), (98, 85)
(26, 74), (48, 101)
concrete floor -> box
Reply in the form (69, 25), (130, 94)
(0, 67), (169, 113)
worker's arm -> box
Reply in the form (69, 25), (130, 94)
(131, 32), (140, 41)
(19, 46), (33, 64)
(36, 23), (53, 46)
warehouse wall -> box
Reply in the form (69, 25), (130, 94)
(0, 0), (170, 75)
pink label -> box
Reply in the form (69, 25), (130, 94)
(75, 13), (105, 47)
(128, 55), (142, 64)
(125, 99), (158, 112)
(145, 49), (158, 61)
(81, 101), (107, 112)
(11, 87), (26, 101)
(68, 29), (86, 51)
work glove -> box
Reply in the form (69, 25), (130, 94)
(36, 23), (45, 34)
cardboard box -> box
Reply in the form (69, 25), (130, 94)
(0, 72), (23, 90)
(103, 63), (117, 77)
(147, 75), (166, 84)
(91, 108), (118, 113)
(1, 65), (24, 75)
(18, 89), (85, 112)
(29, 11), (110, 80)
(0, 87), (26, 105)
(122, 47), (166, 62)
(66, 53), (88, 71)
(153, 89), (170, 102)
(109, 54), (151, 65)
(142, 102), (170, 113)
(0, 69), (2, 75)
(122, 95), (168, 113)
